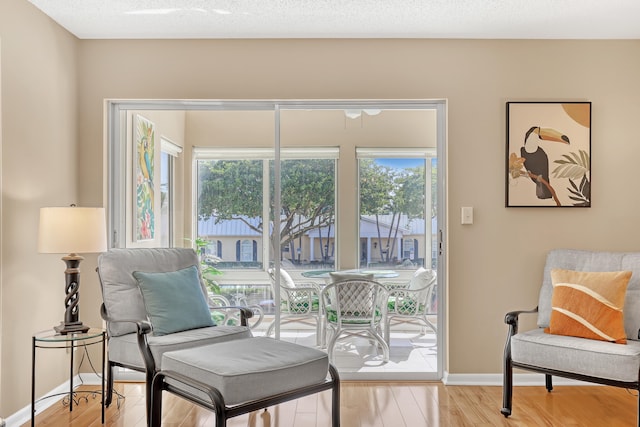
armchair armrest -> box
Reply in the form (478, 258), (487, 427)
(504, 307), (538, 336)
(100, 303), (152, 334)
(503, 307), (538, 374)
(100, 303), (157, 374)
(207, 305), (254, 327)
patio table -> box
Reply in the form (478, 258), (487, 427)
(301, 269), (399, 280)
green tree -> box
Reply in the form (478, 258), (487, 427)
(279, 159), (335, 262)
(198, 159), (264, 223)
(388, 167), (426, 260)
(197, 159), (335, 263)
(359, 159), (394, 261)
(360, 160), (427, 263)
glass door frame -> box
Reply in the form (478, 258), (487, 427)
(106, 99), (447, 380)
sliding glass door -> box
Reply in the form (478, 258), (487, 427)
(107, 100), (446, 380)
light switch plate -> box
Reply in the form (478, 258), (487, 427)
(461, 207), (473, 224)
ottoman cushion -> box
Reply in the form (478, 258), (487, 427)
(161, 337), (329, 405)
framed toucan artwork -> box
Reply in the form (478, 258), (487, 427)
(506, 101), (591, 207)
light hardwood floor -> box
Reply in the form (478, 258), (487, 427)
(25, 381), (637, 426)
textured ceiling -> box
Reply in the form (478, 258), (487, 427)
(28, 0), (640, 40)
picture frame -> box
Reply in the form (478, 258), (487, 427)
(134, 114), (155, 241)
(506, 101), (591, 207)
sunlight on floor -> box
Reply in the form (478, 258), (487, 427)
(252, 324), (438, 376)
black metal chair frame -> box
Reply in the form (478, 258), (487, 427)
(99, 302), (254, 424)
(502, 307), (640, 426)
(150, 364), (341, 427)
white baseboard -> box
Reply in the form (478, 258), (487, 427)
(5, 374), (102, 427)
(443, 372), (597, 387)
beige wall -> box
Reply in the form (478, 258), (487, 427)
(0, 0), (82, 416)
(3, 0), (640, 418)
(78, 38), (640, 377)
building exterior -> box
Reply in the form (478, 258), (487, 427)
(198, 214), (437, 270)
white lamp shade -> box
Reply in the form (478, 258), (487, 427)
(38, 207), (108, 254)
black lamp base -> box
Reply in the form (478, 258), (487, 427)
(55, 321), (90, 335)
(56, 254), (90, 335)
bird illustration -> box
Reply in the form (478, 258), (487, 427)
(137, 125), (155, 208)
(521, 126), (570, 199)
(140, 138), (152, 180)
(138, 126), (153, 182)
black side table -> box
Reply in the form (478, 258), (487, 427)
(31, 328), (105, 426)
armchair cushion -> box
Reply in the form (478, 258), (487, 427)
(98, 247), (209, 337)
(545, 268), (631, 344)
(108, 325), (252, 370)
(133, 266), (215, 336)
(512, 328), (640, 382)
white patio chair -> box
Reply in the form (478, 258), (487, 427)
(322, 278), (389, 363)
(385, 267), (437, 343)
(266, 267), (325, 347)
(208, 292), (265, 329)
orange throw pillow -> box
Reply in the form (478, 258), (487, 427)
(545, 269), (631, 344)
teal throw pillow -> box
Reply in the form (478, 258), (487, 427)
(133, 265), (215, 336)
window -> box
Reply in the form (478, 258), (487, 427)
(357, 148), (436, 269)
(194, 148), (337, 272)
(160, 138), (182, 247)
(239, 240), (254, 261)
(201, 239), (221, 258)
(276, 156), (336, 269)
(403, 238), (417, 260)
(160, 152), (170, 246)
(197, 155), (265, 269)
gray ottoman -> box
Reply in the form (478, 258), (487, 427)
(150, 337), (340, 426)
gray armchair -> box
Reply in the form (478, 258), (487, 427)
(97, 248), (253, 422)
(502, 249), (640, 425)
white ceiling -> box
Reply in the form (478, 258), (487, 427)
(28, 0), (640, 40)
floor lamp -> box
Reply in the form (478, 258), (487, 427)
(38, 206), (107, 334)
